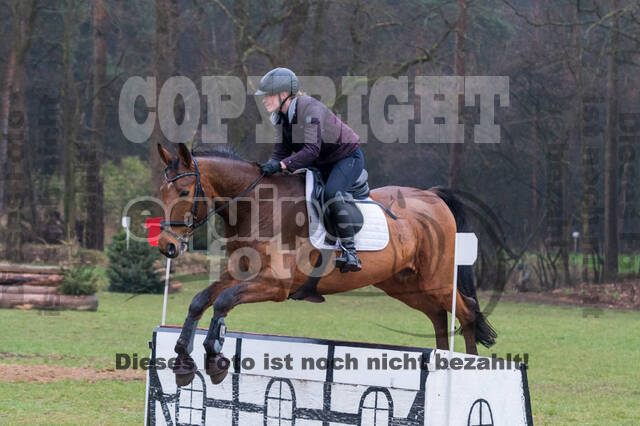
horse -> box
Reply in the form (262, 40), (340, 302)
(156, 143), (496, 386)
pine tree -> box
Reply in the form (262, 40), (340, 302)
(106, 231), (163, 294)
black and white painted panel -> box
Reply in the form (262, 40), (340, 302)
(146, 327), (532, 426)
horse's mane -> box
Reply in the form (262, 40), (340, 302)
(191, 145), (248, 162)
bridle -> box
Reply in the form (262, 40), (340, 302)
(160, 157), (266, 247)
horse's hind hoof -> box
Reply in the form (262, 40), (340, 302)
(205, 353), (230, 385)
(173, 354), (197, 387)
(289, 287), (325, 303)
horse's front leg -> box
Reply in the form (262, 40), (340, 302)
(203, 278), (286, 384)
(173, 276), (236, 387)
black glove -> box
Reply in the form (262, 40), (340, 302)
(259, 159), (282, 176)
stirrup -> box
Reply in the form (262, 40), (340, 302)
(335, 247), (362, 273)
(340, 258), (362, 273)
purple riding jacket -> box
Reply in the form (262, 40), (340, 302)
(269, 95), (360, 172)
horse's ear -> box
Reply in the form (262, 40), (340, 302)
(157, 144), (173, 165)
(177, 143), (192, 167)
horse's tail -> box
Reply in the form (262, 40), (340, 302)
(431, 186), (497, 348)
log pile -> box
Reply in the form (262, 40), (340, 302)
(0, 273), (63, 287)
(0, 264), (98, 311)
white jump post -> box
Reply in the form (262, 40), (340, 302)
(121, 216), (131, 250)
(449, 232), (478, 352)
(161, 258), (171, 326)
(446, 232), (478, 425)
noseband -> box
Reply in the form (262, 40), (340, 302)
(161, 157), (265, 247)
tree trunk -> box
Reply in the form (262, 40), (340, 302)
(5, 71), (26, 262)
(0, 46), (16, 217)
(149, 0), (179, 195)
(576, 1), (600, 283)
(603, 1), (619, 282)
(62, 1), (78, 241)
(307, 0), (327, 74)
(5, 2), (38, 261)
(617, 143), (632, 250)
(275, 0), (311, 66)
(85, 0), (107, 250)
(447, 0), (466, 189)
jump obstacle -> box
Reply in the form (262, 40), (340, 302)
(144, 234), (533, 425)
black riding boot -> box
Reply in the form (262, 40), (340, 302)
(329, 193), (362, 273)
(335, 236), (362, 273)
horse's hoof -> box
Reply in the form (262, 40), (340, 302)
(173, 354), (197, 387)
(304, 294), (326, 303)
(175, 372), (195, 387)
(205, 353), (230, 385)
(289, 284), (325, 303)
(289, 289), (325, 303)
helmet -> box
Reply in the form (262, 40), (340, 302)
(254, 67), (299, 96)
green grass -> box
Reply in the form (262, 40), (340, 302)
(0, 381), (143, 425)
(1, 274), (639, 425)
(568, 252), (640, 276)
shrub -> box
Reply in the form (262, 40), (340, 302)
(106, 230), (163, 294)
(60, 265), (99, 295)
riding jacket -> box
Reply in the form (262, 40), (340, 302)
(268, 95), (360, 172)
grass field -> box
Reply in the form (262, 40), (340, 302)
(1, 274), (639, 425)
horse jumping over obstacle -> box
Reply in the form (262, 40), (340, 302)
(156, 143), (496, 386)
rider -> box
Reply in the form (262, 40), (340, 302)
(255, 67), (364, 273)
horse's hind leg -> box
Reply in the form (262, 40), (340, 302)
(374, 273), (478, 354)
(405, 287), (478, 355)
(445, 290), (478, 355)
(374, 273), (449, 350)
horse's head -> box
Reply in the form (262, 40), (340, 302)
(156, 143), (210, 258)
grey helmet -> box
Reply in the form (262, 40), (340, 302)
(254, 67), (299, 96)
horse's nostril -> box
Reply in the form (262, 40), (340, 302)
(166, 243), (177, 258)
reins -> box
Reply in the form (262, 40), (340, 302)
(161, 157), (266, 245)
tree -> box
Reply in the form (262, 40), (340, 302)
(106, 230), (163, 293)
(0, 39), (16, 217)
(85, 0), (107, 250)
(62, 0), (81, 241)
(149, 0), (179, 195)
(603, 0), (620, 282)
(4, 0), (39, 261)
(447, 0), (466, 189)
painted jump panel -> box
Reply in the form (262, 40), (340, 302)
(146, 327), (532, 425)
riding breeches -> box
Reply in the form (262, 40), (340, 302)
(320, 147), (364, 203)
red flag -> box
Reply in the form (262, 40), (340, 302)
(145, 217), (163, 246)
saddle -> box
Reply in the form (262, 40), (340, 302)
(289, 168), (394, 303)
(310, 167), (371, 203)
(297, 168), (392, 251)
(308, 168), (367, 244)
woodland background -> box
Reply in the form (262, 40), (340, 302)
(1, 0), (640, 290)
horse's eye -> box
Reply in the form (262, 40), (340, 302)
(180, 190), (189, 197)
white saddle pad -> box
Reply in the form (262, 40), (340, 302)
(299, 169), (390, 251)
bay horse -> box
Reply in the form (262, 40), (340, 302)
(156, 143), (496, 386)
